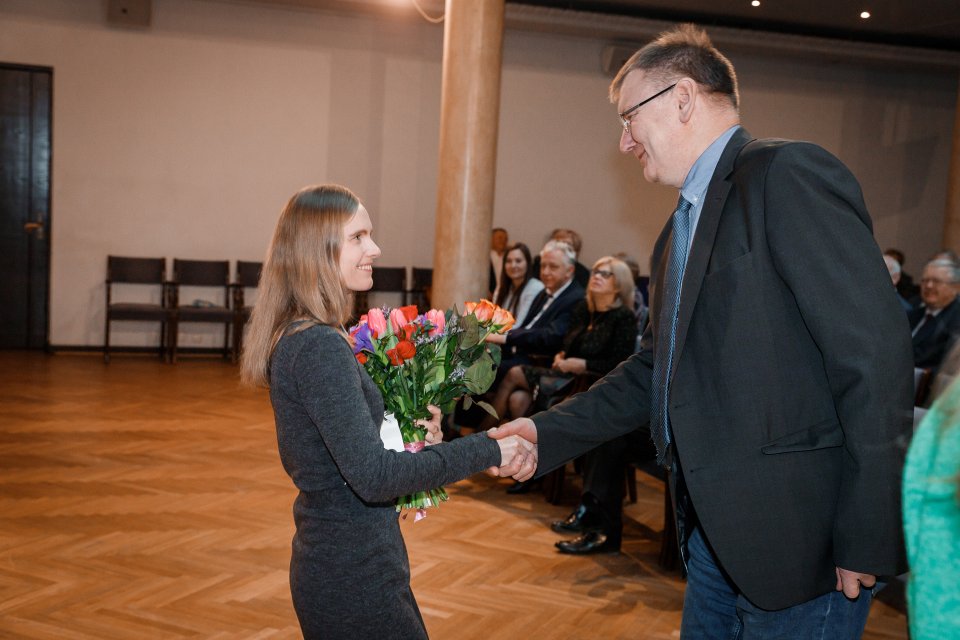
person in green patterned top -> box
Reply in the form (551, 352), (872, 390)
(903, 378), (960, 639)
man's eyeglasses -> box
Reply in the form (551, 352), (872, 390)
(618, 82), (677, 141)
(591, 268), (614, 280)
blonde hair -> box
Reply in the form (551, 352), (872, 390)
(587, 257), (635, 313)
(240, 184), (359, 387)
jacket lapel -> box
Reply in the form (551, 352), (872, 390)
(670, 128), (754, 377)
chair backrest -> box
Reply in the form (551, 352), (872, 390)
(108, 256), (166, 284)
(371, 267), (407, 293)
(411, 267), (433, 290)
(173, 259), (230, 287)
(235, 261), (263, 288)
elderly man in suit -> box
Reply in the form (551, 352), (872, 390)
(486, 239), (585, 373)
(492, 24), (912, 639)
(909, 258), (960, 371)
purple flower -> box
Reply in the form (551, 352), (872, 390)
(352, 323), (374, 354)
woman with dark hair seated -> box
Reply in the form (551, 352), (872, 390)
(492, 242), (544, 327)
(487, 257), (638, 491)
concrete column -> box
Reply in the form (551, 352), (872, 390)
(944, 73), (960, 251)
(430, 0), (505, 310)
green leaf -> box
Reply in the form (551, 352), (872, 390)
(462, 395), (473, 410)
(474, 399), (498, 419)
(458, 314), (480, 348)
(463, 355), (496, 394)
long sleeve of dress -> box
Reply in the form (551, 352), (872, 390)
(271, 325), (501, 503)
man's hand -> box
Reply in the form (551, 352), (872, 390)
(486, 419), (539, 481)
(835, 567), (876, 599)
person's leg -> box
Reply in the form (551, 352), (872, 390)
(482, 365), (529, 430)
(680, 526), (742, 640)
(736, 583), (877, 640)
(507, 389), (533, 419)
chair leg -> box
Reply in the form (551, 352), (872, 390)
(233, 317), (244, 365)
(223, 322), (231, 360)
(104, 318), (111, 364)
(169, 319), (178, 364)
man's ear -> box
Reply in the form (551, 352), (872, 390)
(676, 78), (696, 124)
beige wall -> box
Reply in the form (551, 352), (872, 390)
(0, 0), (956, 347)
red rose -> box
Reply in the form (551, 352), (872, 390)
(387, 340), (416, 366)
(355, 352), (367, 365)
(396, 340), (416, 360)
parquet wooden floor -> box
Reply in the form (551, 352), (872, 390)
(0, 352), (908, 639)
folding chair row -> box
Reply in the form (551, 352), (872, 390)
(103, 256), (262, 363)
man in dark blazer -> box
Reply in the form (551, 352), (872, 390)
(909, 258), (960, 371)
(492, 24), (912, 639)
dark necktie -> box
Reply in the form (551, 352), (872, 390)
(650, 196), (693, 466)
(912, 313), (937, 343)
(524, 291), (553, 328)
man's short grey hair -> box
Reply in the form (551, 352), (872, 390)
(926, 258), (960, 283)
(541, 240), (577, 267)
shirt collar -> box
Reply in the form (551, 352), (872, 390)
(680, 125), (741, 207)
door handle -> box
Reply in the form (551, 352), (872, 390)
(24, 221), (45, 240)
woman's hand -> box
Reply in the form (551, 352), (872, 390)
(554, 357), (587, 374)
(485, 332), (507, 345)
(551, 351), (566, 369)
(491, 433), (538, 481)
(415, 405), (444, 445)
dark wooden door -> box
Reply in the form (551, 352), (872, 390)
(0, 64), (51, 349)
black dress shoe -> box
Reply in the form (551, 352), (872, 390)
(551, 504), (597, 534)
(506, 479), (541, 494)
(555, 531), (621, 555)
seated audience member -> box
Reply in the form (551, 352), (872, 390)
(492, 243), (544, 327)
(487, 257), (637, 492)
(886, 247), (920, 302)
(910, 258), (960, 371)
(453, 241), (583, 436)
(551, 430), (655, 554)
(489, 227), (508, 295)
(532, 229), (591, 288)
(614, 251), (649, 333)
(884, 254), (914, 312)
(486, 240), (585, 382)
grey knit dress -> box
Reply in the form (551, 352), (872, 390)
(269, 324), (501, 639)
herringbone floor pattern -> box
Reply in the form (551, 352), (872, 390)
(0, 352), (907, 639)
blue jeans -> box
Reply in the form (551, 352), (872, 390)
(680, 527), (876, 639)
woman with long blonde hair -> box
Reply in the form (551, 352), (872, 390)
(241, 184), (529, 639)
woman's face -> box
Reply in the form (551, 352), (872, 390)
(588, 262), (617, 296)
(504, 249), (528, 284)
(339, 205), (381, 292)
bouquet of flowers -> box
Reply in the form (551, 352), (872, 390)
(348, 299), (514, 518)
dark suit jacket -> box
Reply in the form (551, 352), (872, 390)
(532, 128), (913, 610)
(909, 298), (960, 370)
(504, 281), (584, 360)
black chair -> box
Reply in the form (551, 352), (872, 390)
(232, 260), (263, 362)
(104, 256), (172, 363)
(353, 266), (407, 318)
(169, 259), (233, 363)
(408, 267), (433, 309)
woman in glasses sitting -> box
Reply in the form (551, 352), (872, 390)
(485, 256), (638, 435)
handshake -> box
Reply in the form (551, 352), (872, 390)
(486, 418), (539, 481)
